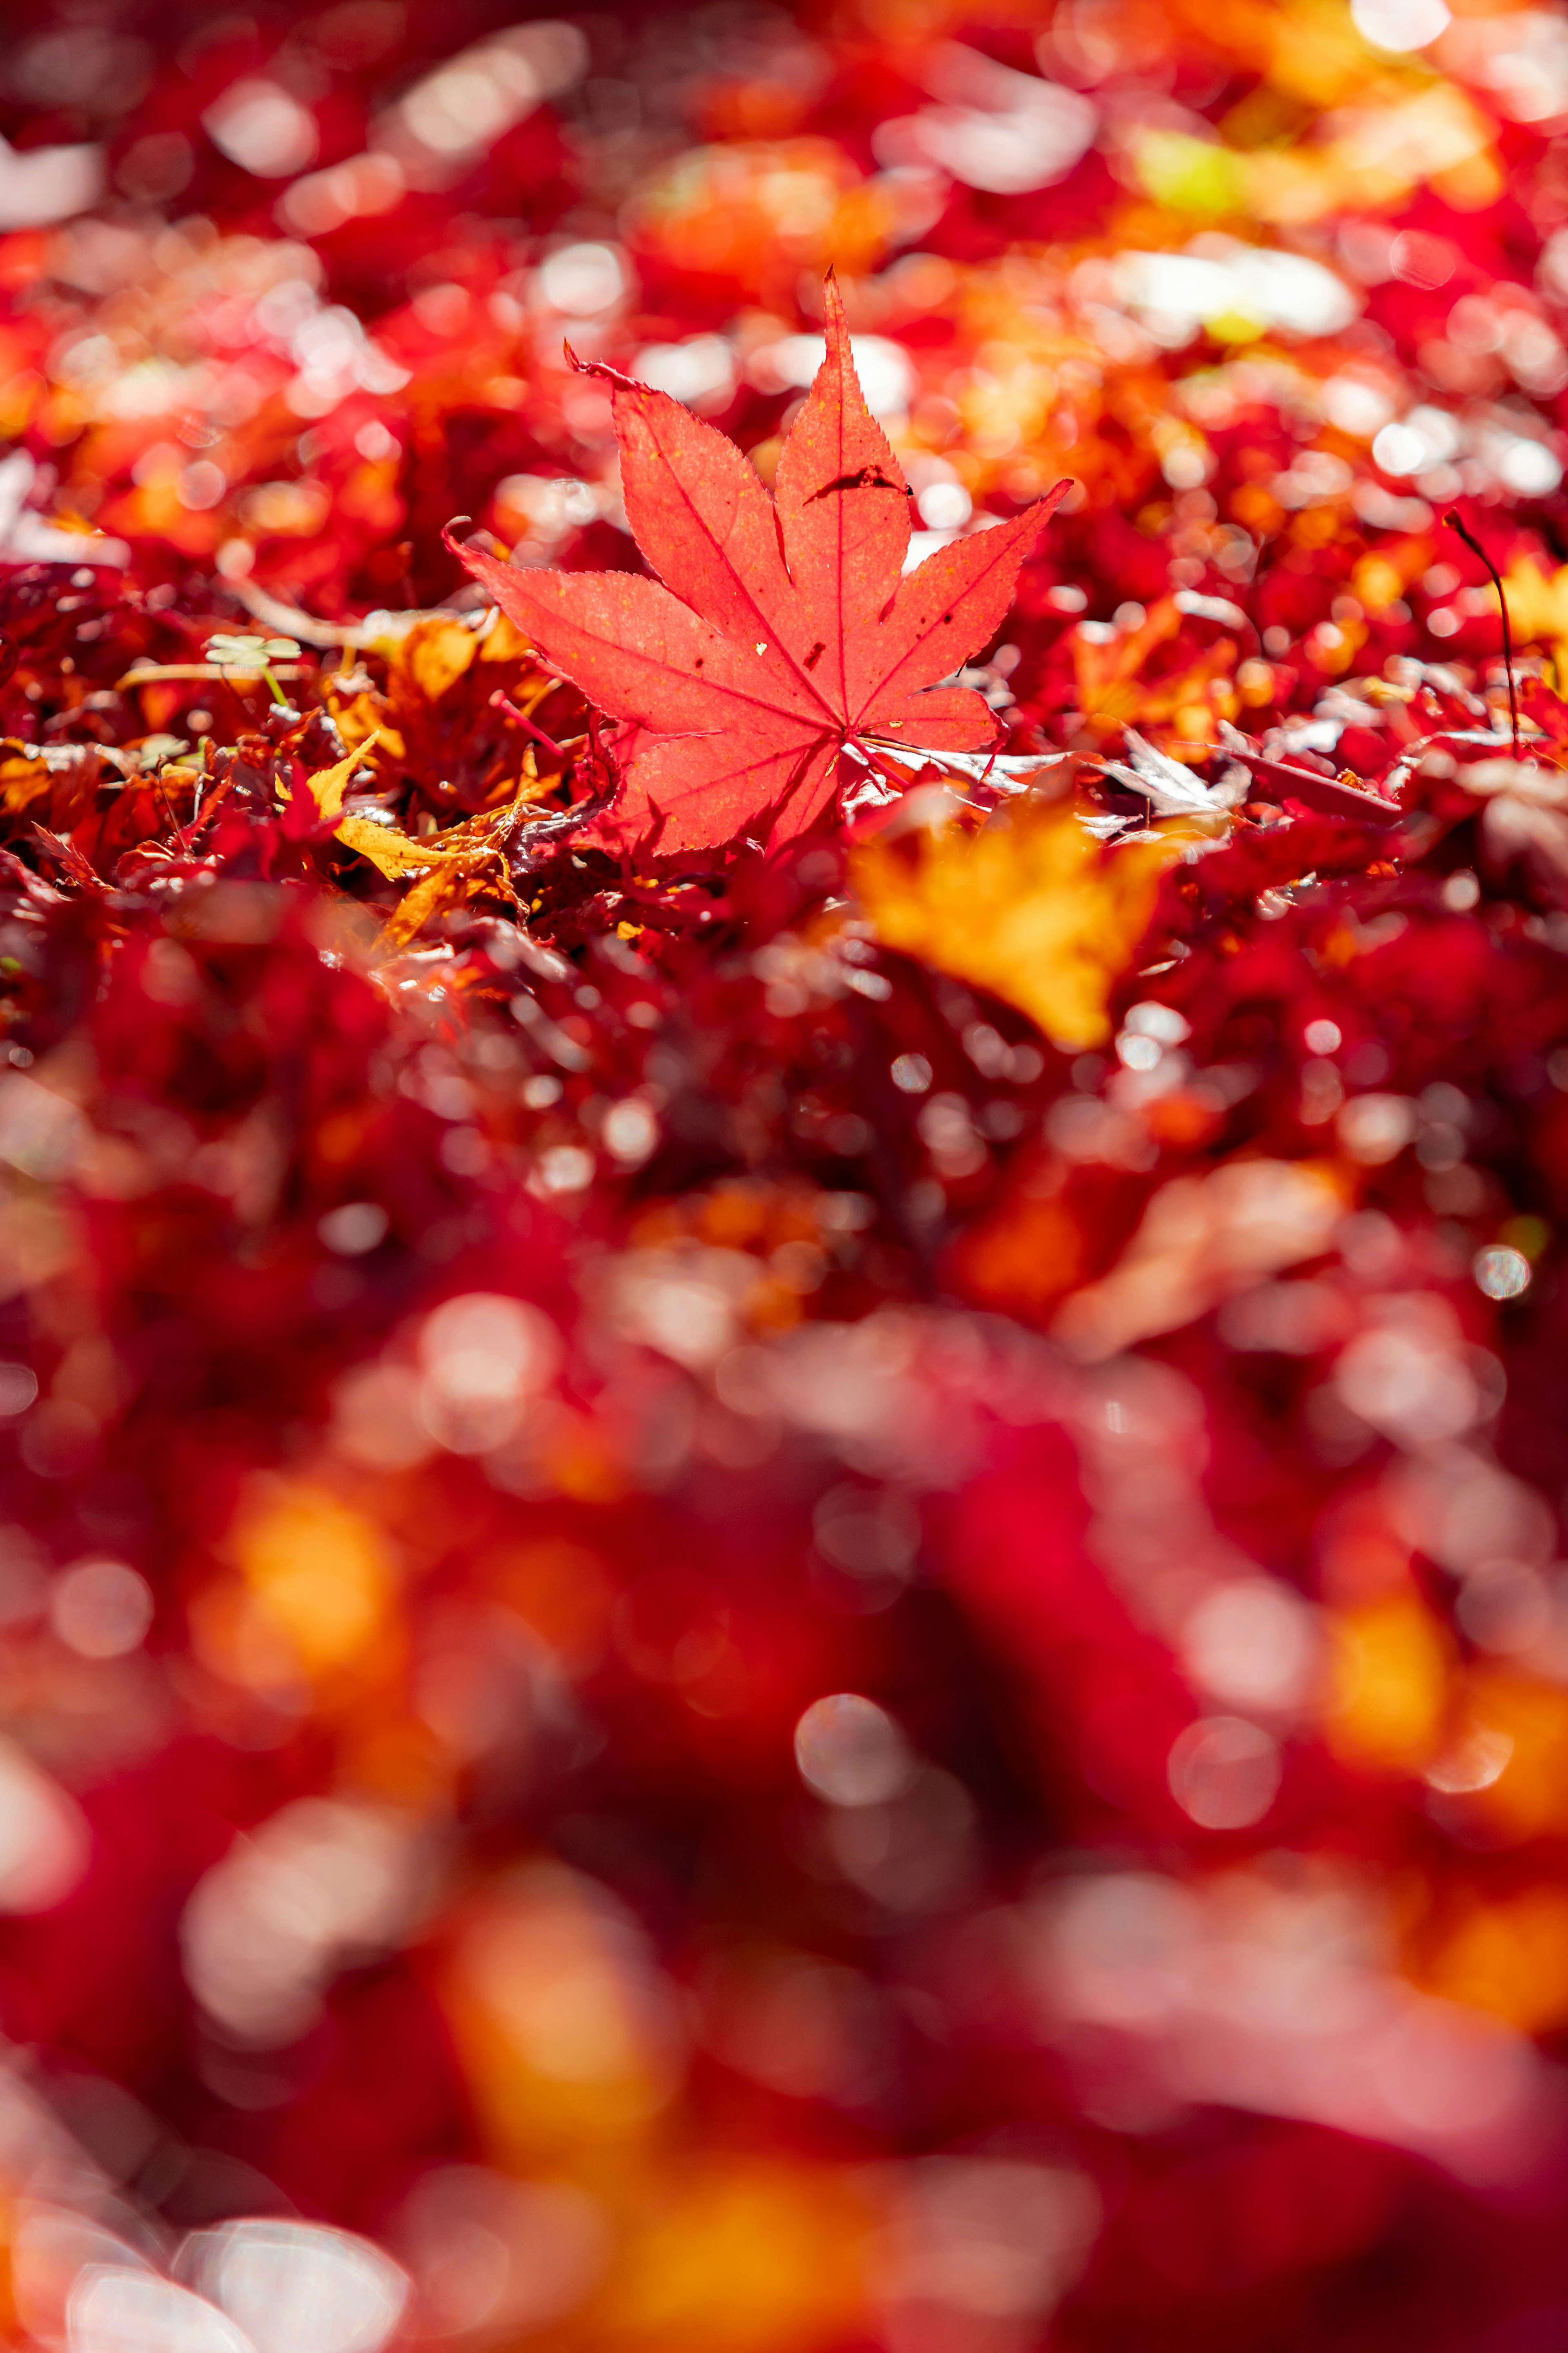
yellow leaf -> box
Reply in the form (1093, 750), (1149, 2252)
(443, 1865), (685, 2158)
(1071, 595), (1184, 730)
(477, 611), (535, 664)
(1325, 1593), (1450, 1773)
(1499, 557), (1568, 678)
(229, 1476), (395, 1676)
(852, 800), (1182, 1051)
(332, 811), (443, 881)
(388, 859), (466, 943)
(398, 615), (479, 703)
(304, 729), (380, 821)
(601, 2160), (870, 2346)
(1454, 1667), (1568, 1841)
(0, 754), (49, 818)
(1420, 1886), (1568, 2033)
(328, 685), (401, 760)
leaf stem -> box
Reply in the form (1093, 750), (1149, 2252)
(1445, 508), (1521, 758)
(490, 688), (566, 764)
(846, 736), (915, 796)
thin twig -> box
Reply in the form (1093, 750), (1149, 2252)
(118, 662), (309, 687)
(149, 765), (183, 841)
(227, 572), (472, 653)
(1446, 508), (1521, 758)
(228, 575), (370, 651)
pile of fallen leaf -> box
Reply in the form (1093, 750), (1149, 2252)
(10, 7), (1568, 2353)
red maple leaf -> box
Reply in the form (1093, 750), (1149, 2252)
(452, 281), (1067, 855)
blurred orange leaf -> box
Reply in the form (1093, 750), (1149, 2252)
(852, 798), (1180, 1050)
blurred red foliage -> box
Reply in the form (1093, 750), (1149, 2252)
(2, 5), (1568, 2352)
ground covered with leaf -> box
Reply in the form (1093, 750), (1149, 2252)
(7, 5), (1568, 2352)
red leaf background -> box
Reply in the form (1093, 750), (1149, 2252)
(0, 7), (1567, 2353)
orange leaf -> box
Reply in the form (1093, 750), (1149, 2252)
(852, 798), (1177, 1050)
